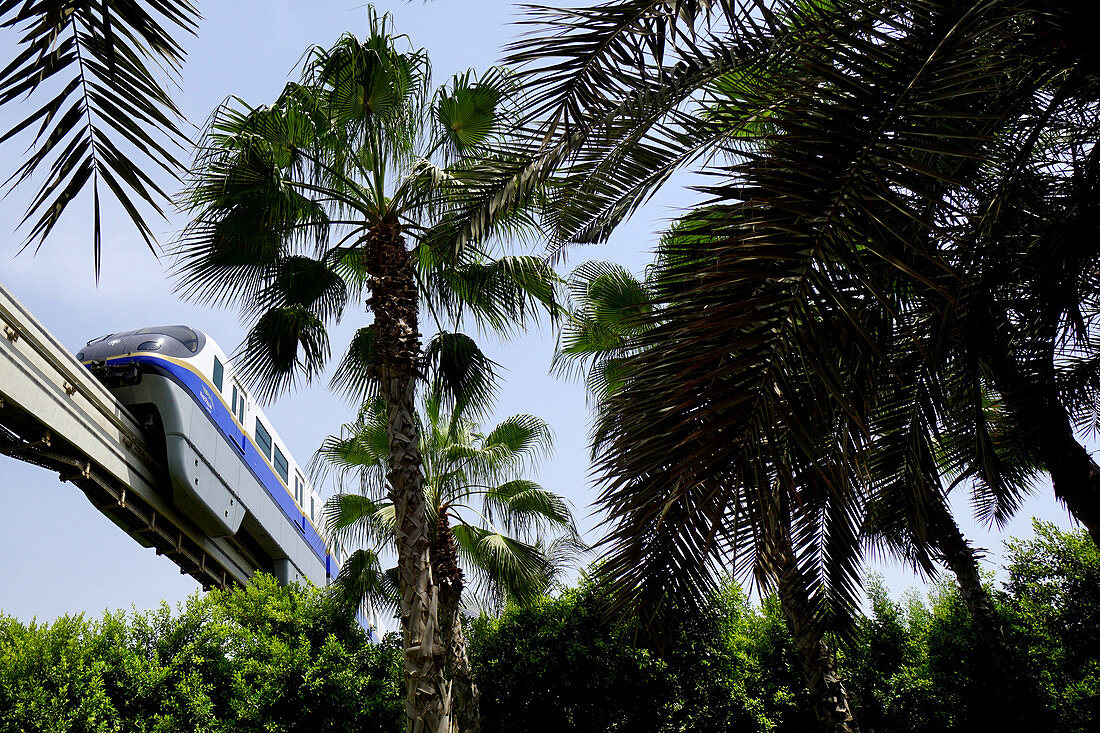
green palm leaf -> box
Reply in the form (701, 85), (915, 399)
(452, 523), (551, 606)
(423, 331), (500, 421)
(323, 493), (395, 547)
(329, 547), (399, 618)
(480, 414), (554, 468)
(329, 326), (380, 403)
(484, 479), (575, 537)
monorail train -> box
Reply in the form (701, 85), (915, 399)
(77, 325), (344, 589)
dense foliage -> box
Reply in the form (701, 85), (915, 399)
(0, 575), (402, 733)
(2, 524), (1098, 732)
(471, 523), (1100, 733)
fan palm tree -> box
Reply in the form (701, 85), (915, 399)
(316, 393), (580, 733)
(174, 11), (558, 732)
(0, 0), (199, 273)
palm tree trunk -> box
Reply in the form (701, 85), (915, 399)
(982, 320), (1100, 546)
(432, 510), (480, 733)
(366, 214), (450, 733)
(924, 492), (1005, 645)
(989, 369), (1100, 546)
(1024, 393), (1100, 545)
(771, 536), (858, 733)
(925, 492), (1027, 726)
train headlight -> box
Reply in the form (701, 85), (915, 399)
(137, 340), (163, 351)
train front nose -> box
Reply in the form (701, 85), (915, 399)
(77, 333), (154, 387)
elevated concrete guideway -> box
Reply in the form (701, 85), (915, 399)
(0, 281), (257, 590)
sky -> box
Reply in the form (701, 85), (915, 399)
(0, 0), (1078, 623)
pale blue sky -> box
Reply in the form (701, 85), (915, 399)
(0, 0), (1074, 622)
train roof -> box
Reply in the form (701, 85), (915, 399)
(85, 325), (204, 352)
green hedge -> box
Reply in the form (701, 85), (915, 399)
(0, 574), (402, 733)
(3, 522), (1097, 732)
(470, 522), (1100, 733)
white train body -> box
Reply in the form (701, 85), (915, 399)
(78, 326), (344, 588)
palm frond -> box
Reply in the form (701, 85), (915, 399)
(329, 326), (380, 403)
(232, 305), (329, 404)
(313, 398), (390, 487)
(322, 493), (395, 548)
(423, 331), (500, 421)
(480, 414), (554, 469)
(483, 479), (576, 539)
(428, 254), (562, 334)
(328, 547), (399, 619)
(433, 67), (521, 161)
(0, 0), (199, 273)
(452, 523), (552, 607)
(173, 97), (332, 308)
(553, 260), (653, 394)
(507, 0), (717, 137)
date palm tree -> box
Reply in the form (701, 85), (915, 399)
(174, 11), (557, 732)
(554, 247), (1039, 730)
(555, 256), (864, 728)
(511, 4), (1100, 729)
(316, 393), (580, 733)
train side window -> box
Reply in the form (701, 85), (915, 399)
(294, 473), (304, 505)
(255, 418), (272, 460)
(213, 357), (223, 392)
(273, 444), (289, 483)
(310, 496), (315, 522)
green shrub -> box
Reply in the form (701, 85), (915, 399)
(0, 574), (401, 733)
(3, 525), (1099, 733)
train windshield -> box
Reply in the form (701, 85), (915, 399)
(137, 326), (201, 353)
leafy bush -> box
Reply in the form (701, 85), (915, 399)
(471, 525), (1100, 733)
(3, 525), (1099, 732)
(0, 574), (402, 733)
(469, 578), (810, 733)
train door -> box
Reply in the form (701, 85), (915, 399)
(294, 471), (305, 507)
(230, 381), (247, 426)
(230, 381), (248, 451)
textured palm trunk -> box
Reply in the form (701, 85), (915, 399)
(366, 214), (450, 733)
(993, 376), (1100, 546)
(925, 492), (1005, 645)
(983, 325), (1100, 546)
(925, 492), (1025, 725)
(431, 510), (480, 733)
(770, 536), (858, 733)
(1024, 392), (1100, 546)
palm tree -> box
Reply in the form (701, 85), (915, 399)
(0, 0), (199, 273)
(555, 253), (1036, 729)
(174, 11), (557, 731)
(316, 393), (581, 733)
(515, 0), (1100, 528)
(510, 5), (1100, 729)
(555, 256), (865, 729)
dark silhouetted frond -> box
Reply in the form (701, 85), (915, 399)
(0, 0), (199, 273)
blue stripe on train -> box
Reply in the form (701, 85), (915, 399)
(97, 355), (331, 571)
